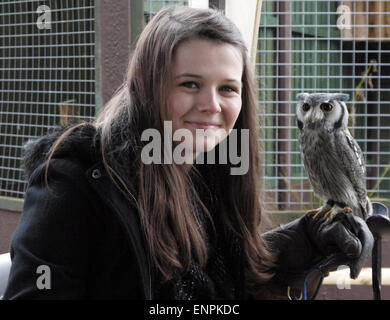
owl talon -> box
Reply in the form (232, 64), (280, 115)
(306, 209), (319, 216)
(324, 209), (338, 224)
(323, 206), (352, 224)
(305, 205), (332, 221)
(343, 207), (352, 213)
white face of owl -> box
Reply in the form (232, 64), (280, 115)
(296, 93), (349, 131)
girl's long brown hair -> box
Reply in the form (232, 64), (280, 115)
(47, 6), (275, 293)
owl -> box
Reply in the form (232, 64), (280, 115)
(296, 93), (372, 223)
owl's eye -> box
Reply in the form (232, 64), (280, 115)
(302, 103), (310, 112)
(320, 103), (333, 112)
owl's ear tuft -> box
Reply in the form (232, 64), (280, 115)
(333, 93), (350, 101)
(297, 93), (308, 100)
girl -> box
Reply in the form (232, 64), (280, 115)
(3, 6), (372, 300)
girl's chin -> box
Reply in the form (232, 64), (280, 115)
(194, 139), (220, 153)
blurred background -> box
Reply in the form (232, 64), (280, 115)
(0, 0), (389, 299)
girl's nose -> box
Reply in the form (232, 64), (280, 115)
(196, 88), (222, 113)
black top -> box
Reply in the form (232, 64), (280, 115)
(153, 189), (243, 299)
(3, 125), (249, 300)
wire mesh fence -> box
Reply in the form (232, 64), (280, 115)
(0, 0), (95, 198)
(258, 0), (390, 212)
(144, 0), (188, 23)
(1, 0), (389, 212)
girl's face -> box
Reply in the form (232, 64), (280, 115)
(165, 39), (243, 156)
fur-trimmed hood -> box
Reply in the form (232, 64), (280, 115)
(5, 123), (152, 300)
(22, 123), (100, 180)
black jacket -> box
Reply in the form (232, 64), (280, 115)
(6, 125), (319, 300)
(4, 125), (152, 299)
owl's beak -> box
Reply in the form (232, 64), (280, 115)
(310, 110), (323, 123)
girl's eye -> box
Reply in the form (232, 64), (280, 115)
(220, 86), (237, 93)
(180, 81), (198, 89)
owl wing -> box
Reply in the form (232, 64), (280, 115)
(334, 130), (368, 216)
(345, 131), (366, 175)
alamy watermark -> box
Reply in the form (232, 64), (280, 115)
(140, 121), (249, 175)
(36, 265), (51, 290)
(335, 265), (352, 290)
(36, 5), (52, 30)
(336, 4), (351, 31)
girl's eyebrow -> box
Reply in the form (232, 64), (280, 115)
(175, 73), (241, 85)
(175, 73), (202, 79)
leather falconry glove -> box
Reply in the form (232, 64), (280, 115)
(262, 212), (374, 299)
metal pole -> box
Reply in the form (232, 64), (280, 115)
(277, 1), (291, 210)
(372, 234), (382, 300)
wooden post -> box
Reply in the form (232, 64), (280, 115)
(95, 0), (132, 112)
(355, 1), (368, 40)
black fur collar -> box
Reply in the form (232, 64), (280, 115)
(22, 123), (99, 180)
